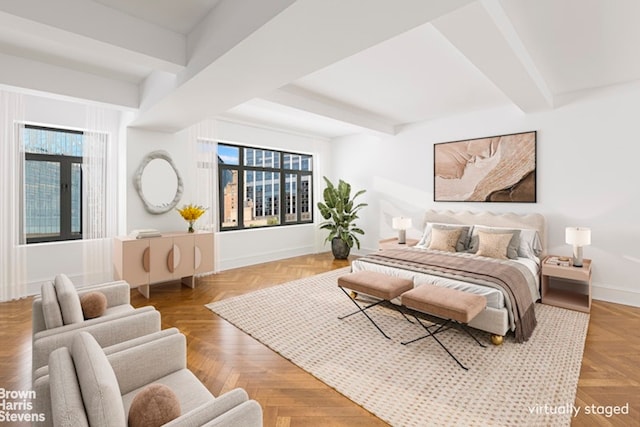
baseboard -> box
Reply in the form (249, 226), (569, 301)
(25, 272), (114, 297)
(592, 283), (640, 308)
(217, 245), (316, 271)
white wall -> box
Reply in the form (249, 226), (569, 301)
(126, 120), (331, 272)
(126, 128), (191, 233)
(329, 81), (640, 307)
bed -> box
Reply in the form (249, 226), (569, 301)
(351, 210), (546, 342)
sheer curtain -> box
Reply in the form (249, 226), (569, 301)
(188, 119), (218, 230)
(0, 90), (27, 301)
(82, 107), (120, 283)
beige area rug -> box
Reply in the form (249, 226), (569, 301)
(206, 267), (589, 427)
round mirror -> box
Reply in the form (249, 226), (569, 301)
(134, 150), (183, 214)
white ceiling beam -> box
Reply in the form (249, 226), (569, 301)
(263, 85), (397, 135)
(183, 0), (296, 86)
(132, 0), (474, 132)
(433, 0), (553, 113)
(0, 52), (138, 108)
(0, 2), (185, 73)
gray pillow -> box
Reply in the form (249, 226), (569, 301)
(469, 228), (521, 260)
(72, 332), (126, 427)
(41, 281), (63, 329)
(54, 274), (84, 325)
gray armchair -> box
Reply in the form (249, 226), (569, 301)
(32, 274), (161, 377)
(33, 330), (263, 427)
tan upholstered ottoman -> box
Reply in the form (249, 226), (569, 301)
(338, 271), (414, 339)
(401, 284), (486, 324)
(401, 284), (487, 370)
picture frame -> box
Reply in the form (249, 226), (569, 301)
(433, 131), (536, 202)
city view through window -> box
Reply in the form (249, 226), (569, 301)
(217, 144), (312, 230)
(23, 125), (83, 243)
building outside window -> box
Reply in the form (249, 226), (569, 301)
(23, 125), (84, 244)
(217, 143), (313, 230)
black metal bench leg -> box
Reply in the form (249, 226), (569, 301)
(460, 324), (487, 348)
(337, 287), (391, 339)
(394, 306), (415, 325)
(402, 316), (471, 371)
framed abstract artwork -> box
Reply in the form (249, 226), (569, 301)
(433, 131), (536, 202)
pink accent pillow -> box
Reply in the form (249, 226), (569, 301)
(80, 292), (107, 319)
(128, 384), (181, 427)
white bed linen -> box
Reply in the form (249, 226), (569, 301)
(350, 256), (540, 310)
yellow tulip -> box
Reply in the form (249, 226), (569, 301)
(176, 204), (207, 221)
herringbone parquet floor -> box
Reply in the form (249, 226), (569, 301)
(1, 252), (639, 426)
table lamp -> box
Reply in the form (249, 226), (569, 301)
(392, 217), (412, 244)
(565, 227), (591, 267)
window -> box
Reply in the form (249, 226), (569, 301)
(23, 125), (83, 243)
(217, 143), (313, 230)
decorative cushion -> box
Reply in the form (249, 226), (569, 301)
(475, 231), (513, 260)
(80, 292), (107, 319)
(427, 228), (462, 252)
(468, 227), (521, 259)
(54, 274), (84, 325)
(72, 332), (126, 427)
(128, 384), (181, 427)
(41, 281), (64, 329)
(417, 223), (471, 252)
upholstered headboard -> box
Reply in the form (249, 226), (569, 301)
(422, 210), (547, 255)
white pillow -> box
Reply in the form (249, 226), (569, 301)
(519, 228), (543, 256)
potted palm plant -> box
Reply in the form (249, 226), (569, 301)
(317, 176), (367, 259)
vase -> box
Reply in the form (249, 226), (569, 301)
(331, 237), (350, 259)
(188, 221), (195, 233)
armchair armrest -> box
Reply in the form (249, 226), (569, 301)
(32, 307), (161, 375)
(202, 400), (263, 427)
(32, 280), (132, 334)
(33, 305), (155, 342)
(164, 389), (263, 427)
(32, 328), (181, 383)
(77, 280), (131, 307)
(103, 327), (180, 355)
(108, 333), (187, 395)
(32, 374), (52, 425)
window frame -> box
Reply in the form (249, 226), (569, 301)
(23, 124), (84, 244)
(217, 142), (313, 231)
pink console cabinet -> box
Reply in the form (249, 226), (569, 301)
(113, 231), (214, 298)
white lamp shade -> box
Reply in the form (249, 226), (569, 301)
(392, 217), (412, 230)
(565, 227), (591, 246)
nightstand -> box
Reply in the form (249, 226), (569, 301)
(378, 237), (419, 250)
(541, 256), (592, 313)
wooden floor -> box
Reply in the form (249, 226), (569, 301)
(1, 253), (639, 426)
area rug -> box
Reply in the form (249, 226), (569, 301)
(206, 267), (589, 427)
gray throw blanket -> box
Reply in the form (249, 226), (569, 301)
(361, 248), (537, 342)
